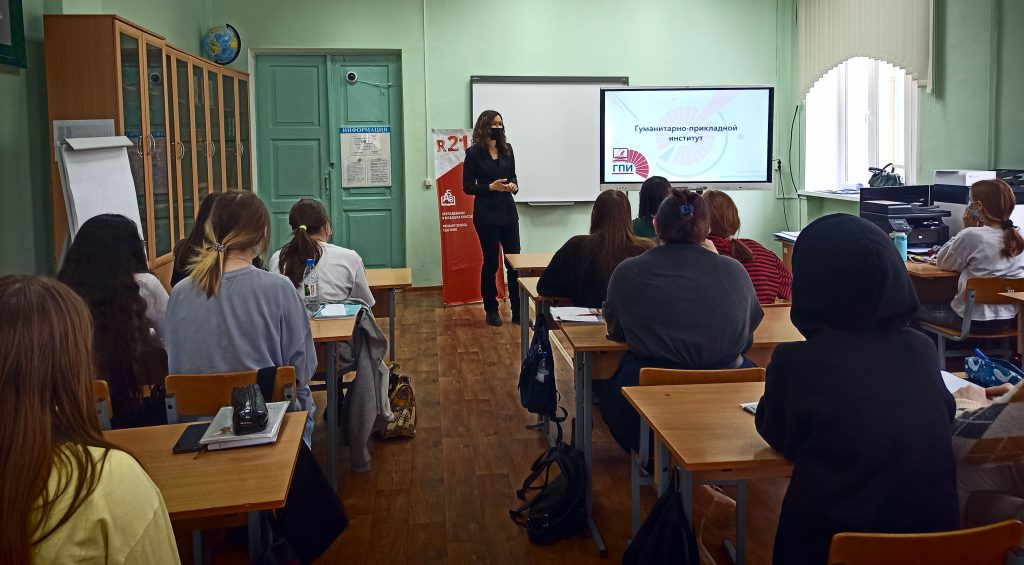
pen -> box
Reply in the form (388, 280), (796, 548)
(974, 348), (990, 361)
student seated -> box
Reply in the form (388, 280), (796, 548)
(170, 193), (264, 288)
(268, 198), (375, 306)
(598, 188), (763, 453)
(58, 214), (169, 428)
(703, 189), (792, 304)
(631, 175), (671, 238)
(537, 190), (654, 307)
(951, 381), (1024, 527)
(165, 191), (317, 445)
(918, 179), (1024, 330)
(755, 213), (959, 565)
(0, 275), (179, 564)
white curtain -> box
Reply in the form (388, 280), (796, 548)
(797, 0), (932, 97)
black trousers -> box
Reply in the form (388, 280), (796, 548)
(474, 220), (521, 313)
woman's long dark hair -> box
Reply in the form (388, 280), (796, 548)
(471, 110), (511, 155)
(277, 198), (331, 287)
(583, 190), (654, 282)
(0, 276), (120, 562)
(57, 214), (161, 423)
(172, 192), (224, 277)
(637, 176), (671, 219)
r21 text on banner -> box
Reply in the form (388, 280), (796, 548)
(432, 129), (504, 306)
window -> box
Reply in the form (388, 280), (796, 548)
(804, 57), (918, 191)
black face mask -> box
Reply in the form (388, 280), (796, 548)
(489, 127), (505, 141)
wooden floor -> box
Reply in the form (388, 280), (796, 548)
(198, 290), (788, 564)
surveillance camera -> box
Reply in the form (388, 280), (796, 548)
(346, 71), (358, 84)
(149, 72), (162, 85)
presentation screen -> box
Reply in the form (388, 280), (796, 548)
(600, 87), (774, 187)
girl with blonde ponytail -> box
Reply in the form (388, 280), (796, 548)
(268, 198), (374, 305)
(165, 191), (318, 444)
(918, 179), (1024, 331)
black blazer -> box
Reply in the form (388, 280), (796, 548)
(463, 145), (518, 226)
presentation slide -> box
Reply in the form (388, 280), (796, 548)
(601, 87), (773, 184)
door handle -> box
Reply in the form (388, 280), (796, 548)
(239, 142), (245, 156)
(179, 141), (186, 160)
(209, 141), (217, 157)
(323, 171), (331, 200)
(134, 135), (144, 157)
(148, 134), (158, 161)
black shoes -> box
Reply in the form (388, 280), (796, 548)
(486, 311), (502, 326)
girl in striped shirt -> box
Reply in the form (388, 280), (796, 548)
(703, 189), (792, 304)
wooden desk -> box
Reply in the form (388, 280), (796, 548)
(505, 253), (554, 277)
(905, 261), (958, 279)
(516, 277), (571, 361)
(747, 306), (803, 367)
(623, 383), (791, 565)
(105, 412), (306, 562)
(906, 261), (959, 304)
(366, 267), (413, 364)
(310, 317), (355, 490)
(558, 321), (630, 555)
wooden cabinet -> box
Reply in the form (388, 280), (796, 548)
(44, 15), (251, 285)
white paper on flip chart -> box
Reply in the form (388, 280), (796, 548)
(58, 136), (144, 246)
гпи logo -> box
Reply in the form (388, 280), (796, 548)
(611, 148), (650, 179)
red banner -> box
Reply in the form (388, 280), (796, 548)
(433, 129), (505, 306)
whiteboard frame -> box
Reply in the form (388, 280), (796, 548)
(470, 76), (629, 204)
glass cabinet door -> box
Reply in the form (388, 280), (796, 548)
(238, 79), (251, 191)
(164, 52), (179, 243)
(193, 64), (209, 202)
(208, 69), (222, 192)
(146, 40), (173, 257)
(222, 74), (238, 191)
(118, 30), (150, 253)
(174, 56), (196, 238)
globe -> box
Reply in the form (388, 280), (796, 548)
(203, 24), (241, 65)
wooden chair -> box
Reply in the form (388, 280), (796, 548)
(164, 367), (296, 423)
(630, 367), (766, 534)
(918, 277), (1024, 364)
(827, 519), (1024, 565)
(92, 379), (112, 430)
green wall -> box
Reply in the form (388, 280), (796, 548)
(211, 0), (798, 285)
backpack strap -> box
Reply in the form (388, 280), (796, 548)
(256, 366), (276, 403)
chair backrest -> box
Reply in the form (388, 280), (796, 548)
(966, 277), (1024, 305)
(164, 367), (296, 422)
(92, 379), (112, 430)
(638, 367), (766, 387)
(827, 519), (1024, 565)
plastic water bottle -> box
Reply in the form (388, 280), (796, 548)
(302, 258), (320, 317)
(892, 232), (908, 262)
(535, 352), (549, 383)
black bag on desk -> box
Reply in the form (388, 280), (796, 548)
(869, 163), (904, 187)
(623, 469), (700, 565)
(518, 314), (558, 417)
(231, 383), (269, 435)
(509, 420), (587, 545)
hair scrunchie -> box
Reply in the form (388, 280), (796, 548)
(1002, 219), (1015, 230)
(298, 225), (308, 231)
(213, 242), (226, 253)
(679, 204), (694, 216)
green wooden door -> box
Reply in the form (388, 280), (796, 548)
(255, 55), (331, 251)
(254, 53), (404, 267)
(328, 54), (404, 268)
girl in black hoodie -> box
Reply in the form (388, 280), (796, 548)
(755, 213), (959, 564)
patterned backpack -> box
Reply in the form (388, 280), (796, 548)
(376, 363), (416, 439)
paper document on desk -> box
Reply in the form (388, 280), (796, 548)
(550, 307), (602, 323)
(773, 231), (800, 243)
(941, 371), (977, 394)
(315, 303), (361, 319)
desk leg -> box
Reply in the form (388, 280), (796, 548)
(575, 350), (607, 556)
(679, 466), (694, 524)
(722, 481), (748, 565)
(656, 440), (671, 497)
(1018, 304), (1023, 370)
(326, 341), (338, 491)
(248, 511), (261, 564)
(388, 289), (397, 364)
(520, 284), (529, 362)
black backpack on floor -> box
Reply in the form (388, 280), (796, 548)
(622, 468), (700, 565)
(509, 420), (586, 545)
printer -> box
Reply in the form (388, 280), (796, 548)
(860, 200), (951, 247)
